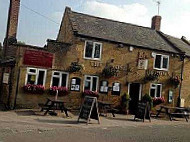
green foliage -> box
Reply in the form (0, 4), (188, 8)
(142, 93), (152, 103)
(17, 41), (26, 45)
(121, 92), (131, 110)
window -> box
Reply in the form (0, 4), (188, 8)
(25, 68), (47, 86)
(84, 75), (99, 91)
(150, 84), (162, 98)
(84, 41), (102, 60)
(112, 82), (121, 96)
(51, 71), (69, 87)
(99, 81), (108, 94)
(70, 77), (81, 91)
(154, 54), (169, 70)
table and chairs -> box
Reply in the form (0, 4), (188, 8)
(156, 105), (189, 122)
(39, 98), (69, 117)
(98, 100), (117, 117)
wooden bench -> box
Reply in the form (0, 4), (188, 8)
(169, 112), (189, 122)
(39, 98), (69, 117)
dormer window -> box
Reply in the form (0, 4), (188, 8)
(154, 54), (169, 71)
(84, 41), (102, 60)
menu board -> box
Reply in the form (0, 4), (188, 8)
(78, 96), (100, 124)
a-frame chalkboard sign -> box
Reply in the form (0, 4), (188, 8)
(134, 102), (151, 122)
(78, 96), (100, 124)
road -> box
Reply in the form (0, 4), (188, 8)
(0, 110), (190, 142)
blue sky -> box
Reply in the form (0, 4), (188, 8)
(0, 0), (190, 46)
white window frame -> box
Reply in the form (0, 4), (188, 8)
(25, 67), (47, 86)
(83, 41), (102, 60)
(153, 53), (169, 71)
(149, 83), (162, 98)
(83, 75), (99, 92)
(50, 71), (69, 87)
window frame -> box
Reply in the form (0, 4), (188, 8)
(50, 71), (69, 88)
(83, 75), (99, 92)
(25, 67), (47, 86)
(83, 40), (102, 60)
(149, 83), (162, 98)
(153, 53), (169, 71)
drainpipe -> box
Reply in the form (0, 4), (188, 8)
(178, 52), (186, 107)
(13, 67), (20, 109)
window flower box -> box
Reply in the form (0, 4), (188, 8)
(23, 84), (45, 94)
(82, 90), (99, 98)
(49, 86), (69, 96)
(153, 97), (165, 106)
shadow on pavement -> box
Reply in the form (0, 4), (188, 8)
(35, 119), (81, 125)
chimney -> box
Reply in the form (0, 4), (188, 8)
(151, 15), (162, 31)
(5, 0), (20, 44)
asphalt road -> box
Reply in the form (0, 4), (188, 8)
(0, 110), (190, 142)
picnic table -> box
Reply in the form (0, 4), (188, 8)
(156, 105), (189, 122)
(39, 98), (69, 117)
(98, 100), (117, 117)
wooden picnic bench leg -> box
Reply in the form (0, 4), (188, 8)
(44, 102), (53, 115)
(184, 115), (188, 122)
(60, 104), (69, 117)
(156, 107), (162, 118)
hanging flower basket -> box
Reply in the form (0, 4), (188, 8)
(102, 65), (117, 78)
(49, 86), (69, 96)
(170, 76), (180, 88)
(82, 90), (99, 98)
(23, 84), (45, 94)
(67, 62), (83, 73)
(144, 73), (159, 82)
(153, 97), (165, 106)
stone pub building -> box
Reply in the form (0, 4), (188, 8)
(1, 0), (190, 111)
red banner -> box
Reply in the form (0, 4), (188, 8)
(23, 50), (53, 68)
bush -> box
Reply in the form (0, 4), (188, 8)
(142, 94), (152, 103)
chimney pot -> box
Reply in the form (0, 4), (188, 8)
(151, 15), (162, 31)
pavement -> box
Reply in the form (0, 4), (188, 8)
(0, 109), (190, 142)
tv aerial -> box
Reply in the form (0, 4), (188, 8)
(153, 0), (161, 15)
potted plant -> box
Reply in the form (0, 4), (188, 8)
(49, 86), (69, 96)
(121, 92), (131, 114)
(23, 84), (45, 94)
(82, 90), (99, 98)
(141, 93), (153, 107)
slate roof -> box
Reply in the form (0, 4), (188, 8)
(159, 33), (190, 56)
(66, 8), (190, 55)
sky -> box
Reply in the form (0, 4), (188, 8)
(0, 0), (190, 46)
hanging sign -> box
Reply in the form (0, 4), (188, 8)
(23, 50), (53, 68)
(78, 96), (100, 124)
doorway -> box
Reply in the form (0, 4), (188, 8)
(128, 83), (142, 114)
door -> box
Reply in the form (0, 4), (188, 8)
(128, 83), (142, 114)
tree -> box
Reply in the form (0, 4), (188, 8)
(0, 42), (3, 59)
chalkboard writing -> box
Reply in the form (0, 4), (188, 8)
(78, 96), (100, 124)
(134, 102), (151, 122)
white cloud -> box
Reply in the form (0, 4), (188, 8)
(162, 11), (190, 39)
(82, 1), (150, 27)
